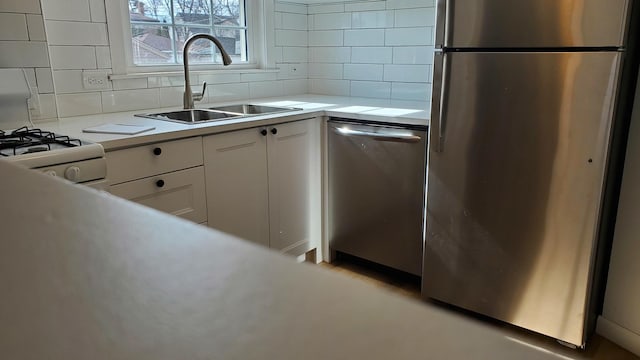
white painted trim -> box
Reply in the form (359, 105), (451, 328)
(597, 316), (640, 357)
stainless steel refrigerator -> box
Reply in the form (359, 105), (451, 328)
(423, 0), (635, 347)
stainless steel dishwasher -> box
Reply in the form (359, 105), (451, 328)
(328, 119), (427, 276)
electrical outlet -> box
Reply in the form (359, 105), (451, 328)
(82, 71), (110, 90)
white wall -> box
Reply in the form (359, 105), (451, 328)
(597, 73), (640, 357)
(307, 0), (434, 102)
(0, 0), (57, 122)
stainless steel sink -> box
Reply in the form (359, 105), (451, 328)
(135, 109), (242, 124)
(207, 104), (300, 116)
(135, 104), (300, 124)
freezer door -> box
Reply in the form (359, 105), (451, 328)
(423, 51), (621, 346)
(438, 0), (630, 48)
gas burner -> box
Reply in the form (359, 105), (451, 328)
(0, 126), (83, 157)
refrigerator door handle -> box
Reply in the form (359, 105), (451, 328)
(435, 0), (448, 49)
(431, 50), (449, 152)
(331, 126), (423, 143)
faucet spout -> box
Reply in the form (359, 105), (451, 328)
(183, 33), (233, 109)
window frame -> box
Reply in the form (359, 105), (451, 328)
(106, 0), (273, 75)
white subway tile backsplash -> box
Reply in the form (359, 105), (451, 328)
(23, 68), (37, 88)
(309, 63), (343, 79)
(41, 0), (91, 22)
(350, 80), (391, 99)
(250, 80), (284, 98)
(277, 63), (308, 79)
(308, 4), (345, 14)
(391, 82), (430, 101)
(0, 41), (49, 67)
(35, 67), (54, 93)
(275, 30), (307, 47)
(50, 46), (97, 70)
(241, 72), (278, 82)
(351, 47), (392, 64)
(95, 46), (112, 68)
(311, 13), (351, 30)
(309, 47), (350, 63)
(281, 13), (308, 30)
(309, 30), (343, 47)
(56, 92), (102, 117)
(275, 2), (307, 15)
(385, 27), (432, 46)
(52, 70), (85, 93)
(158, 86), (183, 107)
(0, 0), (41, 14)
(345, 1), (386, 12)
(395, 8), (435, 27)
(344, 64), (383, 81)
(209, 82), (250, 103)
(88, 0), (106, 22)
(26, 14), (46, 41)
(32, 93), (58, 121)
(45, 21), (108, 46)
(282, 47), (308, 62)
(393, 46), (434, 64)
(386, 0), (432, 9)
(198, 73), (242, 84)
(147, 75), (185, 88)
(351, 10), (393, 29)
(309, 79), (350, 96)
(112, 78), (148, 91)
(282, 79), (308, 95)
(101, 89), (160, 113)
(384, 64), (430, 82)
(0, 13), (28, 41)
(344, 29), (385, 46)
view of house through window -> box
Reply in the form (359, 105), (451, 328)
(129, 0), (247, 66)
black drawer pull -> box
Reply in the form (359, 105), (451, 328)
(271, 128), (278, 135)
(260, 129), (268, 136)
(156, 179), (165, 188)
(153, 147), (162, 156)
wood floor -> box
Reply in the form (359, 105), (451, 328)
(320, 256), (639, 360)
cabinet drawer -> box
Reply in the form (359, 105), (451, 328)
(107, 137), (203, 184)
(109, 166), (207, 224)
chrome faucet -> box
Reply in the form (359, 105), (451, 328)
(182, 33), (233, 109)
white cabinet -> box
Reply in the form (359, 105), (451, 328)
(204, 119), (320, 255)
(106, 137), (207, 223)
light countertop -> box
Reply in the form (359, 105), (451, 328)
(38, 94), (429, 150)
(0, 159), (572, 360)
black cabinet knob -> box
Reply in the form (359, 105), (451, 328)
(260, 129), (268, 136)
(271, 128), (278, 135)
(156, 179), (165, 188)
(153, 147), (162, 156)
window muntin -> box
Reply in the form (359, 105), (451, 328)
(128, 0), (248, 66)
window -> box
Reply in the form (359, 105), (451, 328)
(127, 0), (248, 66)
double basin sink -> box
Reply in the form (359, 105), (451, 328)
(136, 104), (300, 124)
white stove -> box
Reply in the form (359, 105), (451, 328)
(1, 126), (107, 188)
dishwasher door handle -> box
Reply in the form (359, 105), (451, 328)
(332, 126), (423, 143)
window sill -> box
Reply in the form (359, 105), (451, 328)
(109, 68), (280, 81)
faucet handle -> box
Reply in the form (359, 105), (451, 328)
(193, 81), (207, 102)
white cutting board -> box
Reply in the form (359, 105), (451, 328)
(83, 123), (155, 135)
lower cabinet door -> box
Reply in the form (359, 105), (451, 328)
(109, 166), (207, 224)
(267, 120), (315, 255)
(203, 128), (270, 247)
